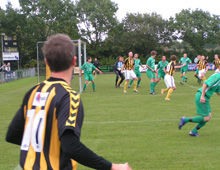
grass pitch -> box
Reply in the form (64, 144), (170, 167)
(1, 71), (220, 170)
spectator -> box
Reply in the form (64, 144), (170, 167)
(0, 63), (7, 72)
(6, 62), (11, 72)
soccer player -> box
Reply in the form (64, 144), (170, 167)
(114, 56), (125, 87)
(179, 53), (192, 85)
(194, 55), (210, 83)
(93, 57), (100, 75)
(121, 52), (138, 93)
(6, 34), (132, 170)
(155, 55), (168, 84)
(146, 51), (157, 94)
(80, 57), (102, 92)
(193, 55), (202, 83)
(179, 72), (220, 137)
(161, 55), (186, 100)
(128, 53), (145, 88)
(212, 54), (220, 73)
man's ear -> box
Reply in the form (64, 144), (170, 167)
(73, 56), (77, 66)
(44, 58), (48, 65)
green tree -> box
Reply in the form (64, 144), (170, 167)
(114, 13), (172, 57)
(76, 0), (118, 56)
(170, 9), (220, 54)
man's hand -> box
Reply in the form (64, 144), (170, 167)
(79, 74), (82, 77)
(200, 96), (206, 103)
(99, 71), (103, 74)
(111, 163), (132, 170)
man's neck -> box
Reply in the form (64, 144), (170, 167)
(50, 67), (73, 86)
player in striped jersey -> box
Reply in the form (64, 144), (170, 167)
(179, 72), (220, 137)
(6, 34), (132, 170)
(128, 53), (145, 88)
(161, 55), (186, 100)
(121, 52), (138, 93)
(193, 55), (202, 83)
(194, 55), (210, 83)
(212, 54), (220, 73)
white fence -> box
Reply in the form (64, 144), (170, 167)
(0, 68), (36, 83)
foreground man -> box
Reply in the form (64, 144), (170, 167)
(6, 34), (132, 170)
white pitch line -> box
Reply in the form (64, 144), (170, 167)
(175, 80), (198, 90)
(84, 118), (220, 124)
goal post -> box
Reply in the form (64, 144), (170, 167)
(37, 39), (87, 93)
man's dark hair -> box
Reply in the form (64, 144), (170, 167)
(87, 57), (92, 61)
(42, 34), (75, 72)
(171, 55), (177, 61)
(151, 51), (157, 56)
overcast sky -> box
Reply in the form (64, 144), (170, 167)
(1, 0), (220, 20)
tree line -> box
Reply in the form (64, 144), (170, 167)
(1, 0), (220, 69)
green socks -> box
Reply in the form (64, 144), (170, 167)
(92, 83), (95, 91)
(83, 83), (95, 91)
(129, 80), (134, 86)
(182, 76), (185, 82)
(184, 116), (206, 133)
(192, 122), (207, 133)
(184, 116), (204, 123)
(137, 79), (141, 86)
(150, 82), (156, 93)
(83, 84), (87, 90)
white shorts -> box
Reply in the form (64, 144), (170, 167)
(215, 69), (220, 73)
(199, 69), (206, 78)
(125, 70), (137, 80)
(164, 74), (175, 88)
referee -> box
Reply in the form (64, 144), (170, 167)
(6, 34), (132, 170)
(121, 52), (138, 93)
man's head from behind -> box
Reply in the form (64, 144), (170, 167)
(43, 34), (75, 72)
(171, 55), (177, 61)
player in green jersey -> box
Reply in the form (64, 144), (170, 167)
(80, 57), (102, 92)
(146, 51), (157, 94)
(155, 56), (168, 84)
(179, 53), (192, 85)
(179, 72), (220, 137)
(128, 54), (145, 88)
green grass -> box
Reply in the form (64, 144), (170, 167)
(1, 71), (220, 170)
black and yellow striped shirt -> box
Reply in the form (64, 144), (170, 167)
(8, 78), (83, 170)
(166, 61), (176, 76)
(124, 57), (134, 70)
(213, 59), (220, 69)
(197, 60), (208, 70)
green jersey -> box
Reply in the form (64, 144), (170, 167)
(179, 57), (191, 69)
(134, 59), (142, 71)
(157, 61), (168, 73)
(81, 62), (96, 74)
(146, 57), (155, 71)
(197, 73), (220, 99)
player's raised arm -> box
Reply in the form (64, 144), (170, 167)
(174, 63), (186, 69)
